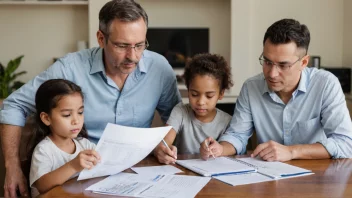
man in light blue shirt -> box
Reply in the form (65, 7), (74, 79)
(200, 18), (352, 161)
(0, 0), (181, 197)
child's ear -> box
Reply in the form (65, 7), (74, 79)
(218, 90), (225, 100)
(40, 112), (51, 126)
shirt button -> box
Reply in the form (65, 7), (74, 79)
(118, 112), (121, 115)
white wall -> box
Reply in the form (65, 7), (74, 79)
(231, 0), (345, 95)
(0, 5), (88, 83)
(89, 0), (231, 70)
(343, 0), (352, 66)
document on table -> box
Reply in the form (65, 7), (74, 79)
(131, 165), (183, 176)
(176, 157), (256, 176)
(214, 172), (272, 186)
(214, 157), (314, 186)
(238, 157), (313, 179)
(86, 172), (211, 198)
(78, 123), (171, 180)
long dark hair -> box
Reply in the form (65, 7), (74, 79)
(27, 79), (88, 160)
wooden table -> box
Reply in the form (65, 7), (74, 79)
(41, 155), (352, 198)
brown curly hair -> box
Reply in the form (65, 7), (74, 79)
(184, 53), (233, 91)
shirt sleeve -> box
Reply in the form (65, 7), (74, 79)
(0, 58), (71, 126)
(166, 103), (184, 134)
(29, 144), (53, 187)
(218, 81), (254, 155)
(318, 74), (352, 158)
(156, 63), (182, 124)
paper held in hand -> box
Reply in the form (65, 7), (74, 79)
(78, 123), (171, 180)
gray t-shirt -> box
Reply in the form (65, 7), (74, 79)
(167, 103), (232, 154)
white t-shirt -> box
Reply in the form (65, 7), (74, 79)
(29, 136), (96, 197)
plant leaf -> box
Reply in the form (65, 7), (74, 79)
(10, 81), (25, 91)
(11, 71), (27, 80)
(0, 62), (4, 76)
(5, 55), (24, 76)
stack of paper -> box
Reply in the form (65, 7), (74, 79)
(131, 165), (183, 176)
(86, 173), (210, 198)
(176, 157), (257, 176)
(213, 157), (314, 186)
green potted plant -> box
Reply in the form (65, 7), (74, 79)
(0, 55), (27, 103)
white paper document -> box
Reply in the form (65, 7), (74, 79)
(86, 172), (210, 198)
(214, 172), (273, 186)
(176, 157), (256, 176)
(238, 157), (313, 179)
(214, 157), (314, 186)
(132, 165), (183, 176)
(78, 123), (171, 180)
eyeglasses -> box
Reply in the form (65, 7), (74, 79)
(111, 40), (149, 54)
(259, 54), (302, 72)
(100, 30), (149, 54)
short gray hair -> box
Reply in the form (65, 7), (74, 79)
(99, 0), (148, 37)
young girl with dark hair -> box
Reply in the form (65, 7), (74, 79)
(29, 79), (100, 197)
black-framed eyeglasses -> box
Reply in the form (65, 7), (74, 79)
(100, 29), (149, 54)
(259, 53), (302, 72)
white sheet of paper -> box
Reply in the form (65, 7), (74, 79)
(86, 172), (210, 198)
(238, 157), (312, 179)
(214, 172), (272, 186)
(131, 165), (183, 176)
(78, 123), (171, 180)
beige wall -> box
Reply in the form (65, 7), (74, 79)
(89, 0), (231, 69)
(0, 0), (349, 96)
(231, 0), (345, 95)
(0, 5), (88, 83)
(343, 0), (352, 66)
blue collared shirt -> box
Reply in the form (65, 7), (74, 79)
(219, 67), (352, 158)
(0, 47), (181, 143)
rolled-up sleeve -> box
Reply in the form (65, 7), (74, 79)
(318, 75), (352, 158)
(0, 59), (70, 126)
(218, 82), (254, 155)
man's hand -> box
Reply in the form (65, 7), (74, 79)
(153, 142), (177, 164)
(200, 137), (223, 160)
(251, 140), (293, 162)
(4, 164), (29, 197)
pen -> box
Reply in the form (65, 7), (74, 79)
(162, 139), (177, 159)
(205, 141), (216, 159)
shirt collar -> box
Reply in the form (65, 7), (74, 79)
(262, 76), (271, 95)
(261, 68), (308, 95)
(90, 48), (105, 75)
(296, 68), (308, 93)
(89, 48), (148, 75)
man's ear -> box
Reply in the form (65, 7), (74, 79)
(219, 90), (225, 100)
(97, 30), (106, 48)
(40, 112), (51, 126)
(300, 54), (310, 71)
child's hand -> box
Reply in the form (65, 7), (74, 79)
(153, 142), (177, 164)
(70, 150), (101, 172)
(200, 137), (223, 160)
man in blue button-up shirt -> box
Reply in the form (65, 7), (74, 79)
(201, 18), (352, 162)
(0, 0), (181, 197)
